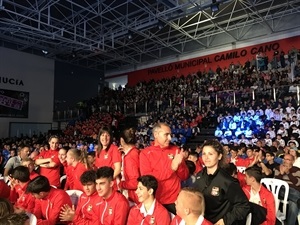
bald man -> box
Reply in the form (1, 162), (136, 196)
(172, 187), (212, 225)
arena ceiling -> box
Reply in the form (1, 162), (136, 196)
(0, 0), (299, 73)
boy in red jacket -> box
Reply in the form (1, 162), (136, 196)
(26, 175), (72, 225)
(171, 187), (212, 225)
(95, 166), (129, 225)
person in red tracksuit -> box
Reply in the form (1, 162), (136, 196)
(126, 175), (170, 225)
(21, 158), (39, 180)
(9, 166), (35, 213)
(243, 167), (276, 225)
(119, 127), (140, 204)
(26, 176), (72, 225)
(65, 148), (88, 191)
(171, 187), (212, 225)
(139, 122), (189, 214)
(95, 166), (129, 225)
(35, 136), (61, 188)
(95, 127), (122, 181)
(0, 180), (10, 199)
(59, 170), (101, 225)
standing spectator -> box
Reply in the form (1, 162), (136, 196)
(193, 140), (250, 225)
(126, 175), (170, 225)
(35, 136), (61, 188)
(95, 127), (121, 180)
(119, 127), (140, 204)
(139, 122), (189, 214)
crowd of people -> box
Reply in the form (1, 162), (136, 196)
(0, 48), (300, 225)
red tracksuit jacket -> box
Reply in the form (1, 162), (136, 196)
(171, 215), (213, 225)
(9, 182), (35, 213)
(68, 162), (87, 191)
(139, 144), (189, 204)
(119, 147), (140, 204)
(243, 185), (276, 225)
(38, 149), (61, 188)
(33, 187), (72, 225)
(72, 191), (101, 225)
(0, 180), (10, 198)
(94, 190), (129, 225)
(95, 144), (121, 169)
(126, 200), (170, 225)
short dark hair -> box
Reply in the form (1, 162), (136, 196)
(245, 166), (262, 182)
(96, 166), (114, 181)
(185, 160), (196, 175)
(80, 170), (97, 184)
(26, 176), (51, 194)
(225, 163), (237, 176)
(137, 175), (158, 197)
(11, 166), (30, 183)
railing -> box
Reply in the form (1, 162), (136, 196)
(53, 84), (300, 121)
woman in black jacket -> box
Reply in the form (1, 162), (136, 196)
(194, 139), (250, 225)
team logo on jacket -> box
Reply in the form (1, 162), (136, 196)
(168, 154), (174, 159)
(150, 216), (155, 224)
(211, 186), (220, 196)
(87, 205), (92, 211)
(108, 207), (113, 215)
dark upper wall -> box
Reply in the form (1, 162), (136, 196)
(54, 61), (103, 110)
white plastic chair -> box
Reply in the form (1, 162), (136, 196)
(261, 178), (289, 225)
(66, 190), (83, 207)
(26, 212), (37, 225)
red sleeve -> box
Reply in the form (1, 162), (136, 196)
(23, 194), (36, 213)
(37, 192), (72, 225)
(111, 145), (122, 163)
(175, 151), (189, 181)
(126, 207), (139, 225)
(114, 196), (129, 225)
(155, 203), (171, 225)
(0, 181), (10, 198)
(9, 188), (18, 204)
(120, 151), (140, 190)
(73, 195), (84, 222)
(264, 190), (276, 225)
(33, 200), (43, 220)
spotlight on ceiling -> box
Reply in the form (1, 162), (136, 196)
(42, 50), (48, 55)
(157, 22), (164, 30)
(127, 31), (133, 40)
(211, 0), (219, 12)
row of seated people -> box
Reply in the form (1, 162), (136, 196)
(1, 122), (300, 225)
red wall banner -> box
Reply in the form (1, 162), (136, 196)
(118, 36), (300, 86)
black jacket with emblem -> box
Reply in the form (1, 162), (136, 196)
(194, 167), (250, 225)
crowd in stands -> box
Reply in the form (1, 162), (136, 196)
(0, 47), (300, 225)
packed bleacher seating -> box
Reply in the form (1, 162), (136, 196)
(0, 46), (300, 225)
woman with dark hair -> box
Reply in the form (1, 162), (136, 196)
(194, 139), (250, 225)
(95, 127), (121, 180)
(126, 175), (170, 225)
(119, 127), (140, 204)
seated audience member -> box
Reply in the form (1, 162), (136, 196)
(188, 152), (203, 174)
(289, 147), (300, 168)
(243, 167), (276, 225)
(9, 166), (36, 213)
(94, 166), (129, 225)
(0, 213), (29, 225)
(21, 158), (39, 180)
(274, 154), (300, 225)
(171, 187), (212, 225)
(4, 145), (30, 177)
(0, 180), (10, 199)
(127, 175), (170, 225)
(225, 163), (246, 188)
(263, 152), (279, 178)
(0, 198), (13, 219)
(181, 160), (196, 187)
(60, 170), (101, 225)
(26, 176), (72, 225)
(87, 152), (97, 170)
(65, 148), (88, 191)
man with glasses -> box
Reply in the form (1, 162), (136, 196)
(274, 154), (300, 225)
